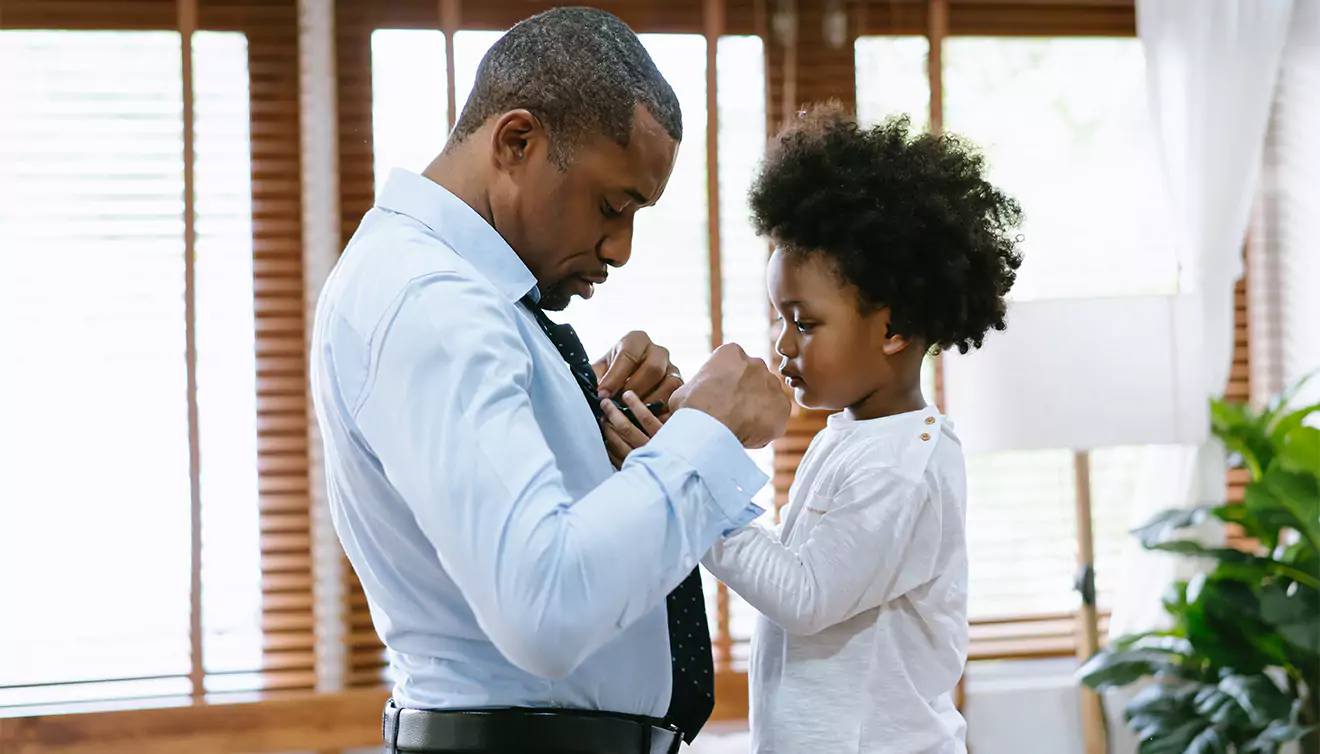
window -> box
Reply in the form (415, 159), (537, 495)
(944, 37), (1176, 301)
(942, 38), (1175, 623)
(371, 29), (448, 199)
(855, 36), (1178, 634)
(0, 30), (259, 706)
(855, 35), (930, 131)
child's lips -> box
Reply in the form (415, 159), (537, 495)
(781, 371), (805, 388)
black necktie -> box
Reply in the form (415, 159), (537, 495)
(522, 297), (714, 742)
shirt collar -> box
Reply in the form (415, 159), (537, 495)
(375, 168), (538, 303)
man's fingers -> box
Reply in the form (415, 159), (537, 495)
(620, 391), (664, 437)
(640, 372), (683, 406)
(622, 344), (670, 399)
(601, 423), (631, 467)
(600, 398), (649, 445)
(597, 332), (649, 399)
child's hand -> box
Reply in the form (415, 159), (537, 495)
(600, 391), (667, 470)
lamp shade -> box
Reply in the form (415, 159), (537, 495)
(942, 294), (1208, 454)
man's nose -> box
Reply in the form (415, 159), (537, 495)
(599, 219), (634, 268)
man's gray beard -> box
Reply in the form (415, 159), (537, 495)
(539, 282), (573, 312)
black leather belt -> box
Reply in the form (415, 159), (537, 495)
(382, 699), (684, 754)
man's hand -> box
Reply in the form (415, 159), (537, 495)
(600, 391), (666, 470)
(593, 331), (683, 406)
(669, 343), (790, 449)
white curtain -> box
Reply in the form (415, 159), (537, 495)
(1108, 0), (1295, 640)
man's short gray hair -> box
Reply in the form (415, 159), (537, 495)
(449, 7), (683, 168)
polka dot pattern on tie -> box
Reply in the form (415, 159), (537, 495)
(522, 297), (715, 741)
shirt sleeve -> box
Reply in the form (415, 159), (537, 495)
(351, 272), (766, 679)
(701, 468), (940, 636)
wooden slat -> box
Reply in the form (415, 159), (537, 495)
(254, 651), (317, 671)
(2, 0), (175, 29)
(262, 632), (316, 653)
(260, 573), (314, 593)
(258, 492), (312, 513)
(260, 592), (316, 611)
(0, 689), (389, 754)
(178, 0), (205, 703)
(260, 554), (313, 572)
(261, 613), (316, 632)
(259, 513), (312, 534)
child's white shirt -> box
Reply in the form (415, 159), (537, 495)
(703, 408), (969, 754)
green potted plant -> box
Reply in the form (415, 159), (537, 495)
(1078, 375), (1320, 754)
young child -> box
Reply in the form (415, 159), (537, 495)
(702, 106), (1022, 754)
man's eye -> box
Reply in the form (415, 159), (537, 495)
(601, 202), (623, 219)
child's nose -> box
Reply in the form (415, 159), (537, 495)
(775, 329), (797, 359)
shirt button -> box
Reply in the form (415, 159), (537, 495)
(920, 432), (931, 441)
(925, 416), (936, 425)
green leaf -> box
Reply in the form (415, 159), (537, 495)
(1251, 723), (1314, 744)
(1259, 582), (1320, 656)
(1079, 650), (1179, 690)
(1213, 399), (1271, 478)
(1217, 674), (1292, 728)
(1184, 723), (1232, 754)
(1130, 634), (1197, 656)
(1279, 539), (1319, 577)
(1244, 719), (1317, 753)
(1215, 501), (1278, 551)
(1277, 426), (1320, 475)
(1193, 686), (1242, 728)
(1270, 400), (1320, 449)
(1119, 681), (1203, 723)
(1259, 465), (1320, 550)
(1137, 718), (1211, 754)
(1079, 637), (1198, 690)
(1149, 540), (1320, 589)
(1162, 581), (1192, 621)
(1263, 371), (1318, 425)
(1242, 483), (1292, 552)
(1134, 507), (1216, 548)
(1184, 577), (1293, 672)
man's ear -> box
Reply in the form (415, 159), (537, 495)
(489, 109), (546, 171)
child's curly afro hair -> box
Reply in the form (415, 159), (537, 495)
(750, 104), (1024, 354)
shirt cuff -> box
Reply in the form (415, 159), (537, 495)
(646, 408), (768, 534)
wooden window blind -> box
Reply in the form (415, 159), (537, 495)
(0, 0), (312, 709)
(6, 2), (1270, 748)
(1256, 0), (1320, 403)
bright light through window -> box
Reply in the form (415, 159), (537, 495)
(944, 37), (1177, 301)
(371, 29), (448, 199)
(0, 29), (258, 706)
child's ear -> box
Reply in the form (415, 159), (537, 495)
(874, 307), (910, 356)
(882, 331), (911, 356)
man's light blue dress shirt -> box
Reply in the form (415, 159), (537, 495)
(310, 169), (767, 716)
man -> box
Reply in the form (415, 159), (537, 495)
(310, 8), (790, 754)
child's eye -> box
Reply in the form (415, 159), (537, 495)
(795, 320), (815, 333)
